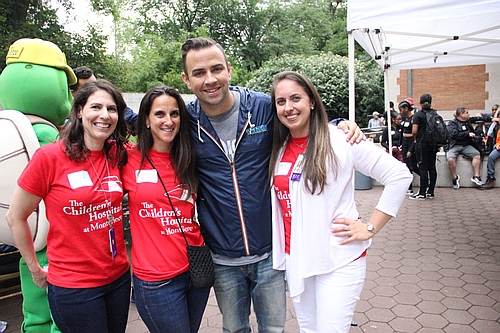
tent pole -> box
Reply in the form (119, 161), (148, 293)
(385, 69), (393, 155)
(348, 31), (355, 123)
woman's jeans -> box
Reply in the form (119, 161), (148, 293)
(133, 271), (210, 333)
(213, 254), (286, 333)
(48, 270), (131, 333)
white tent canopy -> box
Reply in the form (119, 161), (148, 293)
(347, 0), (500, 70)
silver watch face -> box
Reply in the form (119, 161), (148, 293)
(367, 224), (374, 231)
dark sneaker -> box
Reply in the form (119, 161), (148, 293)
(426, 193), (434, 199)
(406, 189), (414, 196)
(482, 177), (496, 188)
(409, 193), (426, 200)
(471, 176), (484, 186)
(452, 175), (460, 189)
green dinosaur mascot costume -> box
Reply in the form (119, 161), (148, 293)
(0, 38), (76, 333)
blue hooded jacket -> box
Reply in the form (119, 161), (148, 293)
(186, 86), (274, 258)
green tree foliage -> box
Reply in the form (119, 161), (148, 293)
(121, 0), (351, 77)
(0, 0), (67, 72)
(246, 53), (383, 126)
(0, 0), (112, 86)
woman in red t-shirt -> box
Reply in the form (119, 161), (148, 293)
(7, 80), (131, 332)
(121, 86), (209, 333)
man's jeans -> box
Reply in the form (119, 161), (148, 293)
(48, 270), (131, 333)
(133, 271), (210, 333)
(487, 148), (500, 177)
(213, 254), (286, 333)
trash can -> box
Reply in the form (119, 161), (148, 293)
(355, 171), (372, 190)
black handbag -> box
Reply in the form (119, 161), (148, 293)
(186, 245), (215, 288)
(147, 156), (215, 289)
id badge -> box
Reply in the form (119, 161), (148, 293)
(109, 227), (117, 259)
(291, 154), (305, 181)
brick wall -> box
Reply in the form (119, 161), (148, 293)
(397, 65), (489, 112)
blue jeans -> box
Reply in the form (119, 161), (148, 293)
(48, 270), (131, 333)
(213, 254), (286, 333)
(133, 271), (210, 333)
(487, 148), (500, 177)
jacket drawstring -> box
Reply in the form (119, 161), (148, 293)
(197, 120), (204, 143)
(248, 111), (255, 128)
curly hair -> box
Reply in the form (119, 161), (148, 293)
(59, 79), (128, 167)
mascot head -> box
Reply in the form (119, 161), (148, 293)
(0, 38), (76, 126)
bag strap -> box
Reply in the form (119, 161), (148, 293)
(146, 155), (190, 247)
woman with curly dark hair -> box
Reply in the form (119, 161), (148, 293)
(7, 79), (131, 333)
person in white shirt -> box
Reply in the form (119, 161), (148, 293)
(368, 111), (382, 128)
(268, 71), (412, 332)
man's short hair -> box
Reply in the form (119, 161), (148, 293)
(70, 66), (94, 90)
(72, 66), (94, 80)
(455, 106), (467, 118)
(181, 38), (228, 75)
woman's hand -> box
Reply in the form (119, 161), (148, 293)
(331, 218), (374, 245)
(337, 121), (365, 144)
(31, 265), (48, 289)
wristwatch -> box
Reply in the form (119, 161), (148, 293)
(366, 222), (377, 235)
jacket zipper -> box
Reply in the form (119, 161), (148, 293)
(199, 118), (252, 255)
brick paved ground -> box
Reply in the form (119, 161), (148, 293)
(2, 186), (499, 332)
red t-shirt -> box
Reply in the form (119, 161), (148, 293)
(273, 137), (308, 254)
(121, 146), (204, 281)
(18, 142), (129, 288)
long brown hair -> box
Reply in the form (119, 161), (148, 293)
(60, 79), (128, 167)
(136, 86), (198, 194)
(269, 71), (337, 194)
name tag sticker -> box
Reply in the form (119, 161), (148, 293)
(136, 169), (158, 183)
(276, 162), (292, 176)
(67, 171), (93, 189)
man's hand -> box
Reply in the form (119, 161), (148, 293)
(337, 120), (365, 144)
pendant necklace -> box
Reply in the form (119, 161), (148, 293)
(290, 137), (309, 149)
(152, 150), (171, 169)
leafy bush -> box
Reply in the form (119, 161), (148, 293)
(246, 53), (383, 126)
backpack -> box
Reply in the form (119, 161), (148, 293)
(424, 109), (448, 147)
(0, 110), (49, 252)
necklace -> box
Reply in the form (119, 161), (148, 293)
(88, 155), (114, 226)
(290, 137), (309, 149)
(152, 150), (171, 169)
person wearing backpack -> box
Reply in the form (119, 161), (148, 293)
(446, 107), (487, 188)
(409, 94), (439, 200)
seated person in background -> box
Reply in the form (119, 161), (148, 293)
(368, 111), (382, 128)
(483, 108), (500, 188)
(475, 103), (498, 121)
(381, 110), (403, 162)
(446, 106), (486, 188)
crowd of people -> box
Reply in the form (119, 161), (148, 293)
(375, 95), (499, 201)
(2, 35), (498, 333)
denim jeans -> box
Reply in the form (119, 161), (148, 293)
(48, 270), (131, 333)
(487, 148), (500, 177)
(133, 271), (210, 333)
(213, 254), (286, 333)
